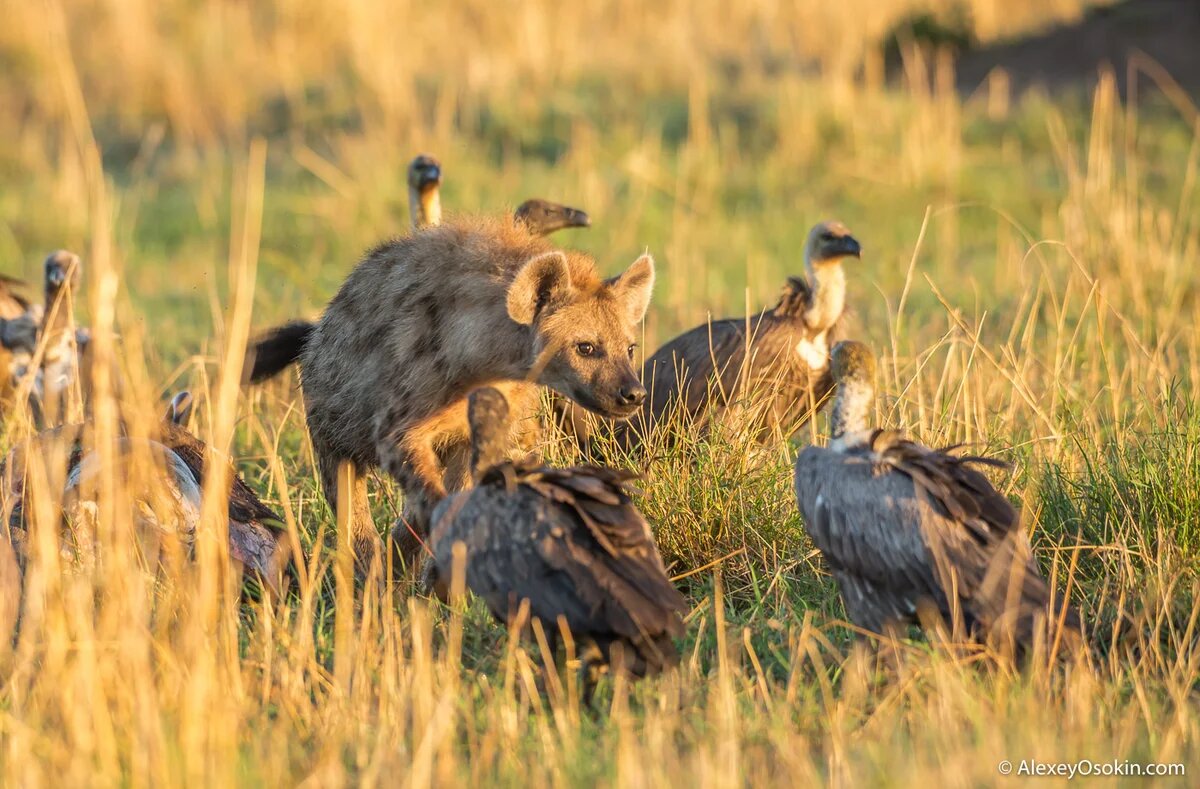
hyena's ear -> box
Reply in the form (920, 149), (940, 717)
(610, 253), (655, 325)
(507, 251), (573, 325)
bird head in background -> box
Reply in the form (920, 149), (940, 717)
(407, 154), (442, 194)
(515, 199), (591, 236)
(805, 221), (862, 269)
(830, 340), (876, 387)
(44, 250), (82, 294)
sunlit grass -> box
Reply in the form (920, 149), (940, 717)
(1, 0), (1198, 784)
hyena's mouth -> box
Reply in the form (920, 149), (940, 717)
(569, 388), (640, 420)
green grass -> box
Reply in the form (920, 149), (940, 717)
(2, 0), (1199, 783)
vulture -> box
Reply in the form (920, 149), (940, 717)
(39, 250), (90, 425)
(514, 198), (591, 236)
(407, 154), (443, 231)
(564, 221), (861, 455)
(792, 341), (1081, 653)
(0, 391), (290, 593)
(428, 387), (687, 685)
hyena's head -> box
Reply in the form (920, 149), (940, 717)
(507, 251), (655, 419)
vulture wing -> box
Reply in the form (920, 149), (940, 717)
(871, 430), (1017, 540)
(433, 462), (687, 669)
(794, 444), (952, 631)
(156, 422), (283, 528)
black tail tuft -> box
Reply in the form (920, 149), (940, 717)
(245, 320), (314, 384)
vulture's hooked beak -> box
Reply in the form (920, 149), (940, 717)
(561, 206), (591, 229)
(834, 235), (863, 259)
(418, 164), (442, 191)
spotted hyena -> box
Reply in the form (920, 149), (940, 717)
(250, 216), (654, 571)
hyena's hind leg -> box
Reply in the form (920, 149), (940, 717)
(378, 429), (447, 575)
(317, 453), (382, 576)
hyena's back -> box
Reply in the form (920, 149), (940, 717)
(299, 216), (600, 466)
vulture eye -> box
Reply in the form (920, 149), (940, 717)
(575, 342), (596, 357)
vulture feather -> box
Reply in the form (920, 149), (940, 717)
(430, 387), (688, 681)
(793, 341), (1081, 654)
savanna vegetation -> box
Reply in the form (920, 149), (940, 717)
(1, 0), (1198, 784)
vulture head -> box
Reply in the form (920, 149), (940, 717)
(407, 154), (443, 230)
(44, 250), (82, 303)
(829, 340), (878, 441)
(514, 199), (591, 236)
(165, 390), (194, 426)
(805, 221), (862, 272)
(831, 340), (876, 387)
(407, 154), (442, 193)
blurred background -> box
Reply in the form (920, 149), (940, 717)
(2, 0), (1196, 373)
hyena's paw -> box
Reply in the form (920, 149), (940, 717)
(388, 518), (428, 579)
(351, 531), (385, 581)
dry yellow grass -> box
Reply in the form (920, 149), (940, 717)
(1, 0), (1198, 785)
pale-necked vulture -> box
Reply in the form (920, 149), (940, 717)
(0, 391), (290, 593)
(793, 341), (1081, 653)
(407, 154), (443, 231)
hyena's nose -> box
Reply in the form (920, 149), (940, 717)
(618, 382), (646, 408)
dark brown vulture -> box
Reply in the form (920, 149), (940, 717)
(0, 391), (290, 593)
(429, 387), (687, 685)
(792, 341), (1081, 654)
(514, 199), (591, 236)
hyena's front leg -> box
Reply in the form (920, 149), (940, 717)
(378, 428), (447, 573)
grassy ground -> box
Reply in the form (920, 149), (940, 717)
(2, 0), (1200, 784)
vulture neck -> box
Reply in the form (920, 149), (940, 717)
(409, 185), (442, 231)
(830, 378), (872, 444)
(469, 416), (510, 480)
(43, 283), (74, 336)
(802, 262), (846, 331)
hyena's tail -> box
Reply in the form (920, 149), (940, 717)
(245, 320), (314, 383)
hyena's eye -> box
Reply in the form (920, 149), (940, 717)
(575, 342), (596, 357)
(627, 344), (637, 360)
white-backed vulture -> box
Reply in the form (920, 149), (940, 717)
(428, 387), (687, 685)
(0, 391), (290, 593)
(792, 341), (1081, 653)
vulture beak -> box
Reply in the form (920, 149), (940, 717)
(835, 235), (863, 259)
(564, 206), (591, 228)
(418, 164), (442, 190)
(47, 268), (66, 288)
